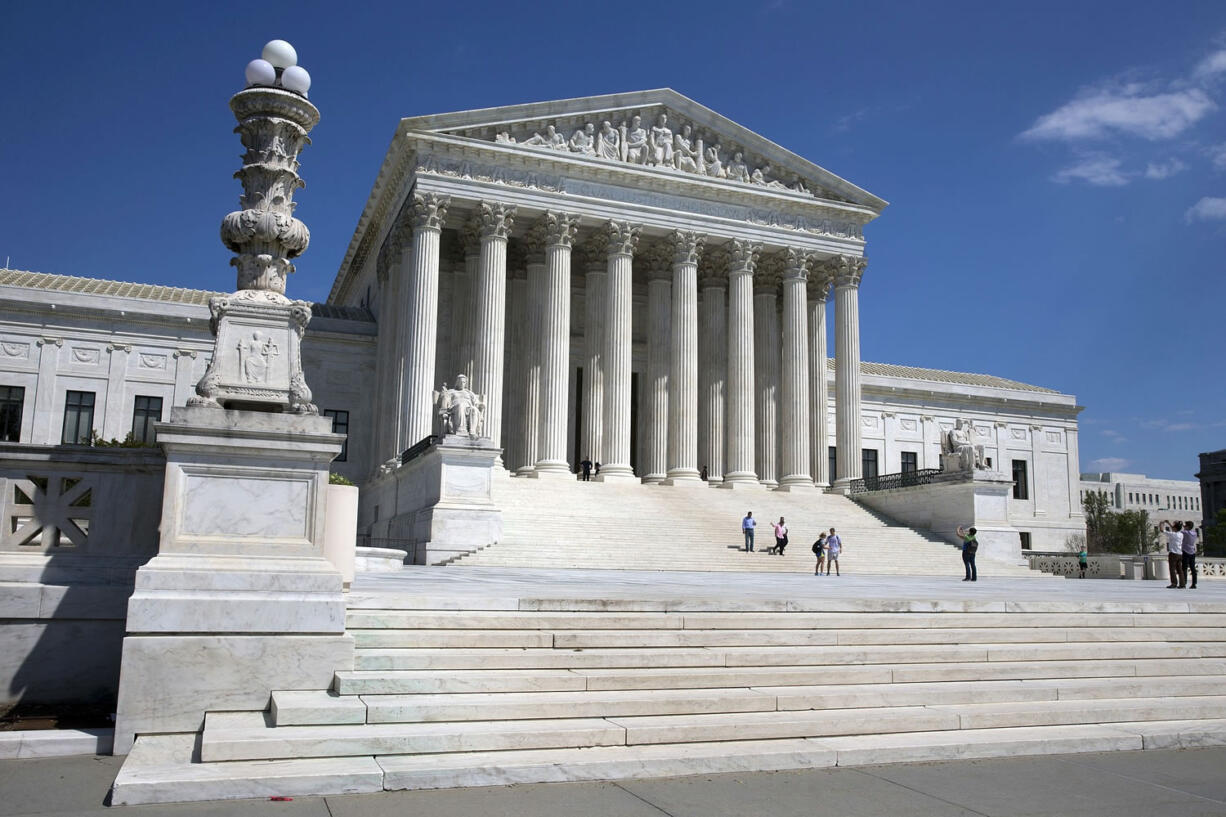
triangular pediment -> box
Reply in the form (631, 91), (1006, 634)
(399, 89), (886, 210)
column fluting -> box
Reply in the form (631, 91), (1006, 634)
(535, 211), (580, 475)
(666, 231), (703, 483)
(779, 248), (813, 488)
(641, 242), (671, 483)
(399, 191), (449, 450)
(578, 242), (606, 472)
(518, 234), (546, 475)
(505, 252), (528, 471)
(833, 255), (867, 490)
(808, 266), (832, 487)
(698, 256), (727, 483)
(753, 254), (782, 488)
(597, 220), (640, 480)
(721, 239), (760, 485)
(471, 202), (515, 453)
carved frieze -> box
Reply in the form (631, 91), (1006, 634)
(0, 342), (29, 360)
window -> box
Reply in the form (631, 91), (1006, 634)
(324, 409), (350, 462)
(900, 451), (918, 474)
(131, 395), (163, 444)
(862, 449), (878, 480)
(1019, 531), (1032, 551)
(0, 385), (24, 442)
(1129, 492), (1134, 504)
(1011, 459), (1029, 500)
(828, 446), (837, 483)
(61, 391), (95, 445)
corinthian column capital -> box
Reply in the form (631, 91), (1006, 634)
(754, 252), (785, 292)
(604, 221), (640, 257)
(782, 247), (812, 281)
(478, 201), (516, 239)
(409, 191), (450, 231)
(542, 211), (580, 247)
(671, 230), (704, 265)
(727, 239), (761, 274)
(832, 255), (867, 288)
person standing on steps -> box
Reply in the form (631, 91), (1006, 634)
(579, 455), (592, 481)
(812, 532), (827, 575)
(825, 527), (841, 575)
(742, 511), (756, 552)
(957, 525), (978, 582)
(769, 517), (788, 556)
(1182, 520), (1199, 590)
(1160, 522), (1183, 588)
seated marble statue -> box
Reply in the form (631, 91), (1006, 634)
(436, 374), (484, 437)
(569, 123), (596, 156)
(523, 125), (567, 150)
(943, 418), (986, 471)
(597, 121), (620, 160)
(624, 115), (648, 164)
(704, 144), (726, 178)
(672, 125), (699, 173)
(726, 151), (750, 183)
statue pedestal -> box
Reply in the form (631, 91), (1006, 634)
(112, 407), (351, 754)
(360, 435), (503, 565)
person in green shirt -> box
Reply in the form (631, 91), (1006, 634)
(956, 525), (978, 582)
(1078, 547), (1088, 579)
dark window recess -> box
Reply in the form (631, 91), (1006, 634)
(900, 451), (918, 474)
(1019, 532), (1032, 551)
(862, 449), (879, 480)
(1012, 459), (1029, 500)
(324, 409), (350, 462)
(62, 391), (95, 445)
(131, 395), (163, 444)
(829, 446), (837, 483)
(0, 385), (24, 442)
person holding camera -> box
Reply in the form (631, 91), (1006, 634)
(957, 525), (978, 582)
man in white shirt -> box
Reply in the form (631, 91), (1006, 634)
(741, 512), (756, 553)
(1162, 522), (1184, 589)
(1182, 521), (1199, 590)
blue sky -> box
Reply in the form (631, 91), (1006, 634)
(1, 1), (1223, 480)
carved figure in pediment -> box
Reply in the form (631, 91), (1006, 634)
(524, 124), (567, 150)
(789, 177), (810, 194)
(436, 373), (484, 438)
(495, 131), (516, 144)
(569, 123), (596, 156)
(727, 151), (750, 183)
(624, 115), (648, 164)
(672, 124), (699, 173)
(649, 113), (673, 166)
(704, 143), (726, 178)
(597, 120), (621, 160)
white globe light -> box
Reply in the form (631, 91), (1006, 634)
(244, 58), (276, 87)
(261, 39), (297, 69)
(280, 65), (311, 94)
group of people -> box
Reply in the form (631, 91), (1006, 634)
(740, 512), (843, 575)
(1160, 520), (1200, 589)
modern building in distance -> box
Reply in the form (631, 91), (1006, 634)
(1079, 471), (1203, 528)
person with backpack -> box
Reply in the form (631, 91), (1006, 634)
(957, 525), (978, 581)
(812, 533), (826, 575)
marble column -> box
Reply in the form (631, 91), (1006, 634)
(778, 248), (813, 489)
(721, 239), (760, 486)
(518, 235), (546, 475)
(832, 255), (866, 490)
(370, 230), (405, 464)
(451, 227), (478, 383)
(807, 267), (832, 487)
(535, 211), (579, 475)
(698, 258), (726, 483)
(753, 254), (782, 488)
(399, 192), (449, 452)
(578, 242), (606, 471)
(1030, 424), (1045, 517)
(666, 231), (703, 484)
(504, 245), (528, 471)
(597, 220), (639, 481)
(471, 202), (514, 455)
(642, 243), (672, 483)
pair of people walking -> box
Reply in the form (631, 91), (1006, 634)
(739, 512), (789, 555)
(812, 529), (841, 575)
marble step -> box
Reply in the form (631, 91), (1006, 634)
(377, 723), (1147, 791)
(355, 647), (730, 671)
(891, 657), (1226, 683)
(109, 733), (383, 806)
(200, 711), (626, 762)
(334, 668), (589, 695)
(271, 690), (367, 726)
(929, 695), (1226, 730)
(346, 610), (687, 630)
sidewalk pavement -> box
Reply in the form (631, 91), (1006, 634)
(3, 746), (1226, 816)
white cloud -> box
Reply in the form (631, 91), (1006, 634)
(1021, 85), (1215, 142)
(1090, 457), (1131, 472)
(1194, 49), (1226, 79)
(1209, 143), (1226, 171)
(1052, 155), (1130, 186)
(1185, 196), (1226, 222)
(1144, 158), (1187, 179)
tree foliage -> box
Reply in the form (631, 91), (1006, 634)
(1082, 492), (1153, 554)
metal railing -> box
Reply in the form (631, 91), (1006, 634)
(400, 435), (439, 466)
(848, 468), (943, 495)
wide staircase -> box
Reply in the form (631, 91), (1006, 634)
(112, 591), (1226, 804)
(454, 474), (1036, 576)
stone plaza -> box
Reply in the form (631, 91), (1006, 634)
(0, 40), (1222, 807)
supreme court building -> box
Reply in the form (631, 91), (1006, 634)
(0, 90), (1085, 550)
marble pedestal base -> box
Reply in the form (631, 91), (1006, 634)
(660, 476), (706, 487)
(360, 435), (503, 565)
(774, 481), (819, 492)
(113, 407), (349, 755)
(717, 478), (767, 490)
(594, 469), (637, 482)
